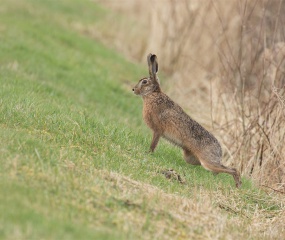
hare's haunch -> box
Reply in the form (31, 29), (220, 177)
(132, 53), (241, 188)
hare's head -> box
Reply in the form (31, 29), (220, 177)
(132, 53), (161, 96)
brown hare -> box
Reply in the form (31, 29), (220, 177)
(132, 53), (241, 188)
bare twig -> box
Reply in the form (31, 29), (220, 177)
(261, 184), (285, 194)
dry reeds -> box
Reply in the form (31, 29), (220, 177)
(208, 0), (285, 191)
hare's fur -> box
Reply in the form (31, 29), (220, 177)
(132, 53), (241, 188)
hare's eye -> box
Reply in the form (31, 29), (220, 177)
(142, 80), (147, 84)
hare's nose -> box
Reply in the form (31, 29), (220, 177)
(132, 88), (134, 91)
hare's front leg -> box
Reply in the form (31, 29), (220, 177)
(150, 132), (160, 152)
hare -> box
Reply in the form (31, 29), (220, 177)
(132, 53), (241, 188)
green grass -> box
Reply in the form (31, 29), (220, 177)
(0, 0), (284, 239)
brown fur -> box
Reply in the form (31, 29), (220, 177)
(132, 54), (242, 188)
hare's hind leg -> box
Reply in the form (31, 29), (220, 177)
(183, 149), (201, 165)
(200, 160), (242, 188)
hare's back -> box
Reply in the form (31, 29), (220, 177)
(160, 103), (221, 152)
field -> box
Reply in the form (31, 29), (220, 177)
(0, 0), (284, 239)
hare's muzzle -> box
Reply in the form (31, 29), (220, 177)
(132, 86), (140, 95)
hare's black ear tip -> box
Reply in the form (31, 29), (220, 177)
(150, 54), (157, 62)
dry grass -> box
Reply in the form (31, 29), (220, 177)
(94, 0), (285, 191)
(96, 169), (285, 239)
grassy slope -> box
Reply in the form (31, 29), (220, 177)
(0, 0), (284, 239)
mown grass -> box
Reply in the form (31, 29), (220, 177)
(0, 0), (284, 239)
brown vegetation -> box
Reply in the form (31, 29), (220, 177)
(98, 169), (285, 239)
(94, 0), (285, 191)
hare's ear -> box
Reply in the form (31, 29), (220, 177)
(147, 53), (159, 82)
